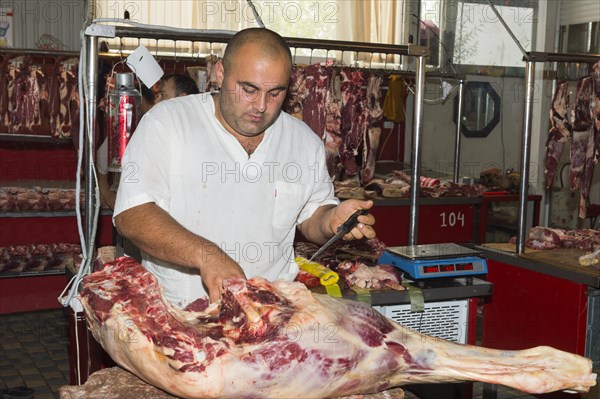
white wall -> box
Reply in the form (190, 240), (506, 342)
(417, 76), (526, 180)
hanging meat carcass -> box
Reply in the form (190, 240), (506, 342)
(361, 75), (383, 184)
(48, 57), (79, 138)
(544, 81), (571, 190)
(569, 75), (593, 192)
(592, 61), (600, 164)
(300, 64), (343, 177)
(11, 59), (50, 135)
(80, 257), (596, 399)
(0, 56), (9, 133)
(339, 68), (368, 178)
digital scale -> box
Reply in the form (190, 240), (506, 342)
(378, 243), (487, 279)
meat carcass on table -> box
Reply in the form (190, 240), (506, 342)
(80, 257), (596, 399)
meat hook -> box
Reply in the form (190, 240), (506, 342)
(173, 41), (180, 63)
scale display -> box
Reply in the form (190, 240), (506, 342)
(378, 243), (487, 279)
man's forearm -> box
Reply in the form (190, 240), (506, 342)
(114, 203), (225, 272)
(297, 204), (336, 245)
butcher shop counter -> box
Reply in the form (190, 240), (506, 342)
(370, 197), (480, 246)
(474, 243), (600, 399)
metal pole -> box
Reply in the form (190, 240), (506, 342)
(408, 55), (427, 246)
(517, 61), (535, 254)
(453, 80), (465, 182)
(85, 35), (98, 250)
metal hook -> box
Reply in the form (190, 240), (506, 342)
(173, 41), (180, 63)
(309, 48), (314, 65)
(369, 53), (374, 70)
(118, 37), (125, 62)
(293, 47), (297, 65)
(154, 38), (161, 62)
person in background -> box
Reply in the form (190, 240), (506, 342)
(155, 73), (200, 103)
(113, 28), (375, 307)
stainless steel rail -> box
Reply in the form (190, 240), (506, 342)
(517, 51), (600, 253)
(84, 22), (432, 247)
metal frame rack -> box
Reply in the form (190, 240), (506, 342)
(81, 22), (442, 257)
(516, 51), (600, 254)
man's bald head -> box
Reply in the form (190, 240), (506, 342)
(222, 28), (292, 74)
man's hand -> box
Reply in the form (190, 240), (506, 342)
(115, 203), (247, 304)
(328, 199), (376, 240)
(298, 199), (376, 245)
(199, 254), (247, 304)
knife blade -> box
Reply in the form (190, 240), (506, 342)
(309, 209), (369, 262)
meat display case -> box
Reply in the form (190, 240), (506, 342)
(0, 48), (112, 314)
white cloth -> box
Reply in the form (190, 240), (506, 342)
(96, 138), (109, 175)
(114, 92), (338, 307)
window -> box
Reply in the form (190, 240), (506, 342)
(421, 0), (537, 73)
(94, 0), (408, 67)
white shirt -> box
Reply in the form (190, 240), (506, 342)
(114, 93), (338, 307)
(96, 138), (108, 175)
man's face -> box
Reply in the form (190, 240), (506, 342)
(216, 44), (290, 138)
(157, 78), (177, 103)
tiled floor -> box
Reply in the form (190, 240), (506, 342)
(0, 309), (596, 399)
(0, 309), (69, 399)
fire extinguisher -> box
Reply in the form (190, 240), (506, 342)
(107, 72), (141, 172)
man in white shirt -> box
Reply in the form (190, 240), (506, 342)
(113, 28), (375, 307)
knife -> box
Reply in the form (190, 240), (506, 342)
(309, 209), (370, 262)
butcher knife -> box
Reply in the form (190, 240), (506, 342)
(309, 209), (370, 262)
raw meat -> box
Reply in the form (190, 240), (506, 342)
(592, 61), (600, 163)
(302, 64), (329, 140)
(361, 76), (384, 184)
(323, 68), (343, 177)
(512, 227), (600, 251)
(544, 81), (571, 189)
(80, 257), (596, 399)
(11, 61), (49, 135)
(300, 65), (343, 177)
(48, 57), (79, 138)
(0, 56), (9, 132)
(339, 68), (368, 178)
(285, 66), (307, 119)
(0, 243), (81, 275)
(569, 76), (593, 192)
(336, 261), (404, 291)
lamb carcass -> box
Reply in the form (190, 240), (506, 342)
(80, 257), (596, 399)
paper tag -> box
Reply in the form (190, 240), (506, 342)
(126, 45), (164, 88)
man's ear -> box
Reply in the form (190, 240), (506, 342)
(215, 60), (224, 89)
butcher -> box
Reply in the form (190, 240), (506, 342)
(113, 27), (375, 307)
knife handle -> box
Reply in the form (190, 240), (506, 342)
(339, 209), (370, 234)
(296, 257), (340, 286)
